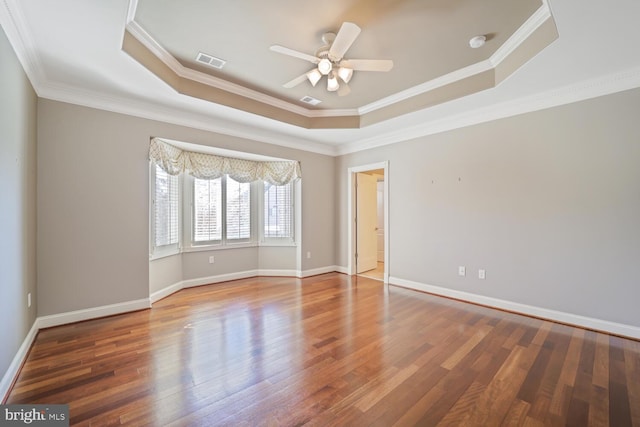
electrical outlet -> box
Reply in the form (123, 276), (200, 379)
(479, 269), (486, 280)
(306, 252), (311, 259)
(209, 256), (215, 264)
(458, 266), (466, 277)
(28, 292), (31, 308)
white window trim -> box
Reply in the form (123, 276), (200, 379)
(258, 180), (297, 247)
(150, 165), (300, 259)
(182, 174), (259, 251)
(149, 163), (181, 260)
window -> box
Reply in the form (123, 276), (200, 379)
(190, 175), (254, 246)
(263, 181), (294, 242)
(193, 177), (222, 242)
(226, 177), (251, 241)
(150, 153), (298, 256)
(151, 164), (180, 257)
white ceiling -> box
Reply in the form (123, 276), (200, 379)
(1, 0), (639, 156)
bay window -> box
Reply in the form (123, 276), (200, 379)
(149, 138), (300, 257)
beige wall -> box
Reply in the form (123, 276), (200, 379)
(181, 248), (259, 281)
(0, 25), (37, 385)
(336, 88), (640, 327)
(148, 254), (182, 295)
(37, 99), (336, 316)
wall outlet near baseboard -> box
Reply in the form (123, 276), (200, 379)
(458, 266), (466, 277)
(28, 292), (32, 308)
(479, 269), (486, 280)
(306, 252), (311, 259)
(209, 256), (215, 264)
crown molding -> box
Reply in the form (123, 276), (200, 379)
(36, 80), (338, 156)
(358, 60), (494, 115)
(9, 0), (629, 159)
(125, 0), (362, 119)
(123, 0), (554, 125)
(125, 20), (318, 118)
(337, 66), (640, 155)
(126, 0), (138, 23)
(37, 65), (640, 159)
(490, 1), (552, 67)
(125, 20), (359, 119)
(359, 2), (553, 116)
(0, 0), (47, 91)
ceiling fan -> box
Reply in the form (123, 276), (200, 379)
(270, 22), (394, 97)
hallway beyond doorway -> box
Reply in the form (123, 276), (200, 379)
(358, 262), (385, 281)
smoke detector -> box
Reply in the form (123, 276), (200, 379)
(469, 35), (486, 49)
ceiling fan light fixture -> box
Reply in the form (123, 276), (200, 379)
(318, 58), (332, 75)
(270, 21), (393, 96)
(306, 69), (322, 86)
(337, 66), (353, 83)
(327, 73), (339, 91)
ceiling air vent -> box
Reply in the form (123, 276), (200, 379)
(300, 96), (321, 106)
(196, 52), (226, 69)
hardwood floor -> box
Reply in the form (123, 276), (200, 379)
(358, 262), (385, 281)
(6, 273), (640, 426)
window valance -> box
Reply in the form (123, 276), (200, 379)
(149, 138), (301, 185)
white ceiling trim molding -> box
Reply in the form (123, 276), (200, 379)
(359, 2), (553, 116)
(124, 1), (365, 119)
(35, 80), (337, 156)
(0, 0), (47, 92)
(489, 1), (552, 67)
(126, 0), (139, 23)
(357, 60), (494, 115)
(125, 20), (320, 118)
(124, 0), (552, 121)
(337, 66), (640, 155)
(34, 64), (640, 159)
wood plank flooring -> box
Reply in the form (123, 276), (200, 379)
(358, 262), (385, 281)
(6, 273), (640, 426)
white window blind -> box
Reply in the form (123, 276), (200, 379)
(154, 165), (179, 247)
(263, 182), (293, 239)
(193, 177), (222, 242)
(226, 177), (251, 240)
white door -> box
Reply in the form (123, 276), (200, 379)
(356, 173), (378, 273)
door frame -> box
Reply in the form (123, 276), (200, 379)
(347, 161), (389, 282)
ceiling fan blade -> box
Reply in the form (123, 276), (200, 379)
(341, 59), (394, 72)
(328, 22), (361, 62)
(270, 45), (320, 64)
(338, 83), (351, 97)
(283, 72), (310, 88)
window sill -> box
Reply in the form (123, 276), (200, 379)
(149, 249), (180, 261)
(182, 242), (258, 253)
(259, 241), (297, 247)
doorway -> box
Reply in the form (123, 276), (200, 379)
(348, 162), (389, 282)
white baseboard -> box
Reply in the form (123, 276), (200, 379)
(259, 269), (298, 277)
(182, 270), (260, 289)
(3, 266), (344, 400)
(299, 265), (342, 278)
(150, 281), (184, 304)
(151, 266), (342, 303)
(333, 265), (350, 275)
(389, 276), (640, 340)
(1, 321), (39, 403)
(37, 298), (151, 329)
